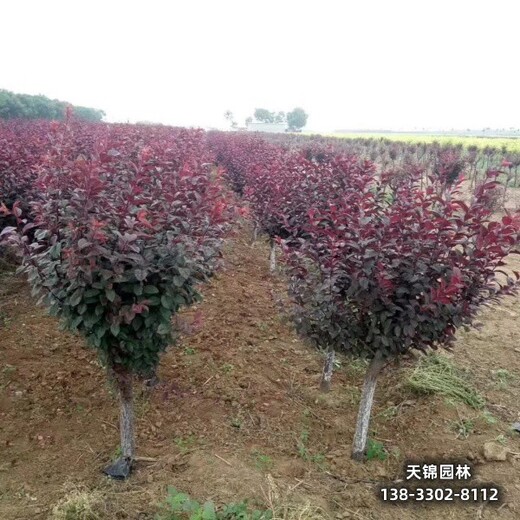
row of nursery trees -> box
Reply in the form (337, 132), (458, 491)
(264, 133), (520, 199)
(0, 120), (519, 474)
(208, 131), (520, 459)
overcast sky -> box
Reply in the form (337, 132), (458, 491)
(1, 0), (518, 132)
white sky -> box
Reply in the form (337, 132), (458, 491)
(1, 0), (519, 131)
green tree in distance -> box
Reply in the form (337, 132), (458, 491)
(286, 107), (308, 132)
(254, 108), (275, 123)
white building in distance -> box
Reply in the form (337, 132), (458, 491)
(246, 122), (287, 133)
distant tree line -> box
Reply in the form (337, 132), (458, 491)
(224, 107), (309, 132)
(253, 107), (308, 131)
(0, 89), (105, 121)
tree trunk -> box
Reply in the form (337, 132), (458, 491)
(269, 239), (276, 272)
(103, 366), (135, 479)
(351, 354), (385, 461)
(502, 171), (511, 206)
(251, 222), (258, 245)
(115, 367), (135, 461)
(320, 348), (335, 392)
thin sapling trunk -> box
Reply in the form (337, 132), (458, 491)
(320, 348), (335, 392)
(269, 238), (276, 272)
(502, 170), (511, 206)
(251, 221), (259, 245)
(352, 354), (386, 461)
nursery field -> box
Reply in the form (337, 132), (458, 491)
(0, 119), (519, 519)
(1, 230), (520, 519)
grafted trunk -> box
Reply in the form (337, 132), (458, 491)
(351, 354), (385, 461)
(103, 366), (135, 479)
(320, 348), (335, 392)
(116, 368), (135, 461)
(269, 239), (276, 272)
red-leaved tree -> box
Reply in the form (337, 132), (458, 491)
(2, 122), (231, 477)
(283, 169), (520, 460)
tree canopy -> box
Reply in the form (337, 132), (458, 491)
(253, 108), (286, 124)
(286, 107), (308, 131)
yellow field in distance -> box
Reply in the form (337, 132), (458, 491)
(324, 133), (520, 153)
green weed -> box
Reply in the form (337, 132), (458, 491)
(481, 410), (497, 425)
(156, 487), (272, 520)
(346, 358), (368, 376)
(377, 405), (399, 420)
(450, 418), (475, 439)
(221, 363), (234, 374)
(297, 429), (309, 460)
(0, 312), (12, 328)
(174, 435), (198, 454)
(295, 430), (327, 469)
(366, 439), (387, 461)
(112, 445), (122, 460)
(252, 451), (273, 472)
(230, 416), (242, 429)
(495, 434), (507, 445)
(493, 369), (514, 389)
(256, 322), (269, 333)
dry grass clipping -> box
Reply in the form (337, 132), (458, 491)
(262, 474), (328, 520)
(50, 483), (107, 520)
(407, 353), (485, 409)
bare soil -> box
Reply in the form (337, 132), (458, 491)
(1, 222), (519, 520)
